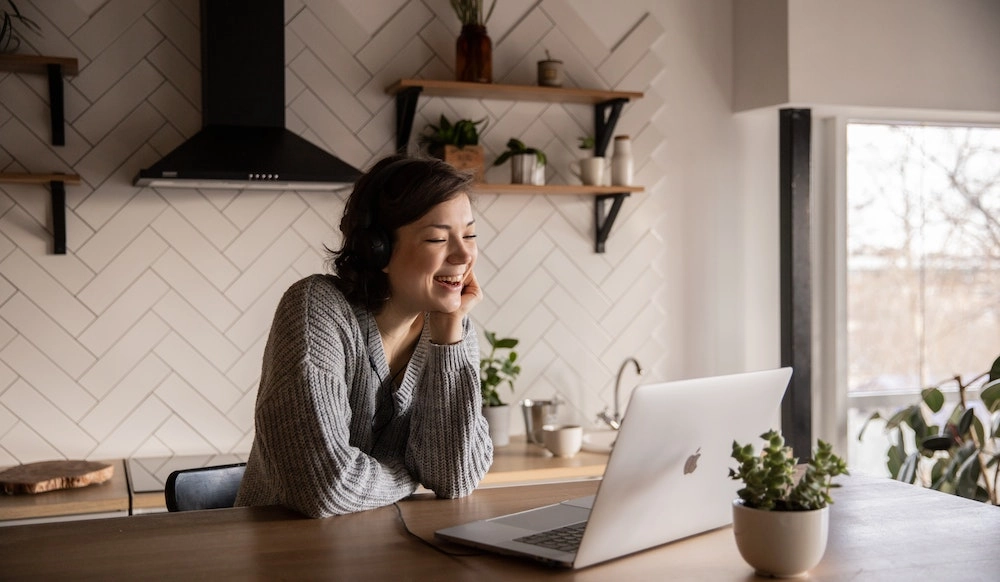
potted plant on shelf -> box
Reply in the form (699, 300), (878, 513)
(858, 353), (1000, 505)
(480, 330), (521, 447)
(494, 138), (547, 185)
(451, 0), (496, 83)
(729, 430), (848, 578)
(419, 114), (487, 181)
(1, 1), (41, 54)
(570, 135), (605, 186)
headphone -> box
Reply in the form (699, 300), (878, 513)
(353, 157), (417, 271)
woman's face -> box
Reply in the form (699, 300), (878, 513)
(384, 193), (477, 315)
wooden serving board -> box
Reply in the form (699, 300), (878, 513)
(0, 460), (114, 494)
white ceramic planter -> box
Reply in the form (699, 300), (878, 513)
(731, 500), (829, 578)
(482, 404), (510, 447)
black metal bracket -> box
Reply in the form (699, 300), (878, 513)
(395, 87), (423, 153)
(46, 63), (66, 146)
(50, 179), (67, 254)
(594, 98), (628, 157)
(594, 193), (629, 253)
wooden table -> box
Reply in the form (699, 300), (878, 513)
(2, 474), (998, 580)
(0, 460), (129, 525)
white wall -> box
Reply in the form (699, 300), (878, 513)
(0, 0), (753, 462)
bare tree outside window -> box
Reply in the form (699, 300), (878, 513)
(846, 122), (1000, 473)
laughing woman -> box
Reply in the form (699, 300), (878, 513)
(235, 155), (493, 517)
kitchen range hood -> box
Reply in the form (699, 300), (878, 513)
(134, 0), (362, 190)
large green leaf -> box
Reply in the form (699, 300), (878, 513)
(921, 387), (945, 413)
(989, 354), (1000, 383)
(981, 378), (1000, 413)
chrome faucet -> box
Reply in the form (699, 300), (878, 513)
(597, 357), (643, 430)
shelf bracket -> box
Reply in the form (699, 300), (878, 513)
(593, 98), (628, 157)
(46, 63), (66, 146)
(594, 193), (629, 253)
(50, 179), (67, 254)
(395, 87), (423, 154)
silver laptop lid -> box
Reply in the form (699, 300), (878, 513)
(573, 367), (791, 568)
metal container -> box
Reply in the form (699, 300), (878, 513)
(520, 398), (560, 444)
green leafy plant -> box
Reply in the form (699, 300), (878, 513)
(730, 430), (848, 511)
(493, 138), (546, 167)
(1, 0), (41, 54)
(578, 135), (595, 150)
(859, 354), (1000, 505)
(418, 114), (487, 151)
(480, 331), (521, 407)
(450, 0), (496, 26)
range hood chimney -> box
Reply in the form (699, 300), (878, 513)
(134, 0), (362, 191)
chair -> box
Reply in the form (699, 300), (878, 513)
(164, 463), (247, 512)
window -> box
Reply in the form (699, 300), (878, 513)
(844, 122), (1000, 475)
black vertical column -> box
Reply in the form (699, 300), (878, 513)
(779, 108), (812, 459)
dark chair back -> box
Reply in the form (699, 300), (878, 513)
(164, 463), (247, 512)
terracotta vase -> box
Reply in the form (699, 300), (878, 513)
(456, 24), (492, 83)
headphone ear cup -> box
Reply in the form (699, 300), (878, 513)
(367, 226), (391, 270)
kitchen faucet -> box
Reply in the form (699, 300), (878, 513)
(597, 357), (643, 430)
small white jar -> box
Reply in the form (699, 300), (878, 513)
(611, 135), (633, 186)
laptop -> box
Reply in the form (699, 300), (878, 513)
(436, 367), (792, 569)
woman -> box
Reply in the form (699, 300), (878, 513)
(235, 155), (493, 518)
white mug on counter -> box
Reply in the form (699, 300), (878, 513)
(570, 157), (606, 186)
(542, 424), (583, 457)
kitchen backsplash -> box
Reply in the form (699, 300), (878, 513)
(0, 0), (669, 463)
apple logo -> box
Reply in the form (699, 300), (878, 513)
(683, 448), (701, 475)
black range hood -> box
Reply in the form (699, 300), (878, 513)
(134, 0), (362, 190)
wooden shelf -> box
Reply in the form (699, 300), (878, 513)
(0, 54), (79, 75)
(386, 78), (643, 105)
(387, 78), (644, 252)
(473, 183), (643, 196)
(0, 172), (81, 185)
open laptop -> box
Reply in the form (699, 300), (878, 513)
(436, 367), (792, 569)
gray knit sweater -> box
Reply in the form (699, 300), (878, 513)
(235, 274), (493, 517)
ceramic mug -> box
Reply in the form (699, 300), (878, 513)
(570, 157), (606, 186)
(542, 424), (583, 457)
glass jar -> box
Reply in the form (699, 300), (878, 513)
(456, 25), (492, 83)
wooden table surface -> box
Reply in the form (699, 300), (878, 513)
(2, 473), (999, 580)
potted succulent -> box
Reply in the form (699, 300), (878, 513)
(494, 138), (547, 185)
(729, 430), (849, 578)
(480, 330), (521, 447)
(419, 114), (487, 181)
(859, 353), (1000, 505)
(1, 1), (40, 54)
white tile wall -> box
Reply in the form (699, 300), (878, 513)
(0, 0), (670, 462)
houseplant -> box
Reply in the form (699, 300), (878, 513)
(451, 0), (496, 83)
(729, 430), (848, 577)
(419, 114), (487, 181)
(480, 330), (521, 446)
(494, 138), (546, 185)
(1, 0), (40, 54)
(858, 353), (1000, 505)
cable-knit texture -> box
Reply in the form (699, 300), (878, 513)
(234, 274), (493, 517)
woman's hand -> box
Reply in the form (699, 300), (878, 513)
(429, 271), (482, 344)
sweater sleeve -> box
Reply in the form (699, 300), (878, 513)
(236, 277), (418, 518)
(405, 317), (494, 498)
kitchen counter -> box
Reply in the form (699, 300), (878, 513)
(0, 436), (609, 522)
(0, 459), (129, 526)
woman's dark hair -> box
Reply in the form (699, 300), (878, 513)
(328, 155), (474, 312)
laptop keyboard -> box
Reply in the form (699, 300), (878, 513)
(513, 521), (587, 553)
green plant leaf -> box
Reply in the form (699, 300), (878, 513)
(989, 354), (1000, 383)
(981, 378), (1000, 413)
(921, 387), (945, 413)
(898, 452), (920, 484)
(957, 407), (975, 436)
(857, 411), (883, 440)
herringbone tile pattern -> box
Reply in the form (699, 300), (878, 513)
(0, 0), (667, 463)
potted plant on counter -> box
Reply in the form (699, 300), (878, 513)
(419, 114), (487, 181)
(728, 430), (848, 578)
(494, 138), (547, 185)
(480, 330), (521, 447)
